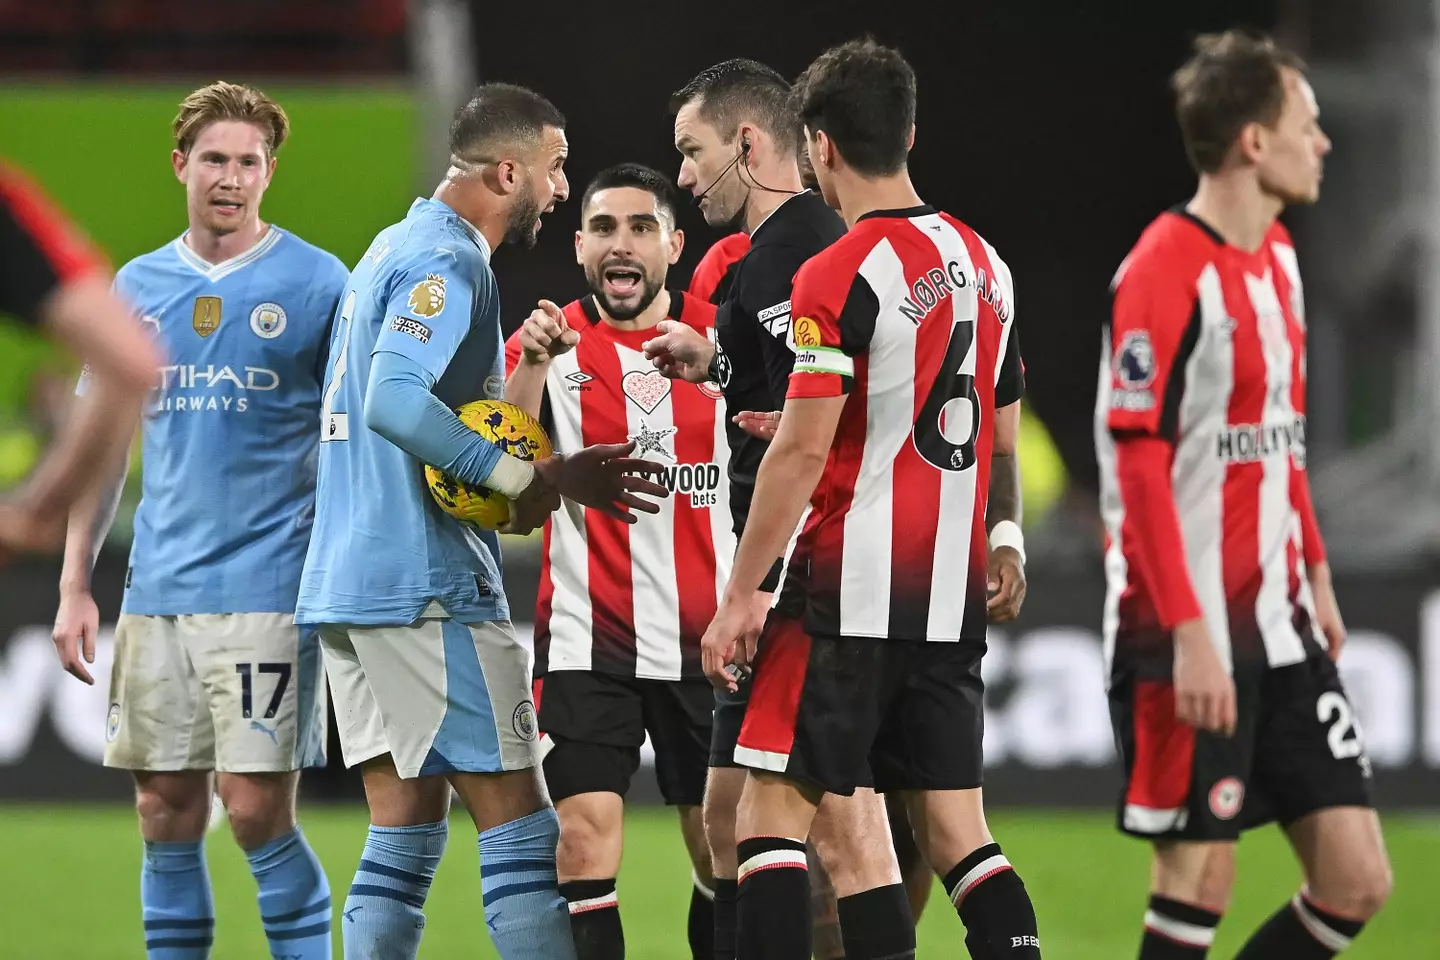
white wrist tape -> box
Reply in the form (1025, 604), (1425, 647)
(485, 453), (536, 499)
(988, 519), (1026, 565)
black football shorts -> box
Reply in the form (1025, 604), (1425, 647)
(1110, 652), (1373, 842)
(535, 670), (713, 807)
(733, 615), (986, 796)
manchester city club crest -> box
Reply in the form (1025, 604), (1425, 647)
(192, 296), (222, 338)
(249, 302), (288, 339)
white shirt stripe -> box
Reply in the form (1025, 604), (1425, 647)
(1176, 264), (1234, 671)
(543, 350), (594, 672)
(837, 239), (911, 637)
(618, 344), (683, 681)
(1248, 268), (1306, 667)
(924, 217), (980, 640)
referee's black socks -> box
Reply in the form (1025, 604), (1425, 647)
(560, 878), (624, 960)
(736, 836), (810, 959)
(942, 843), (1042, 959)
(712, 876), (737, 960)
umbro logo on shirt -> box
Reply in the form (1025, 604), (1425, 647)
(564, 369), (594, 392)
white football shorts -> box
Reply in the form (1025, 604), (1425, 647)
(104, 612), (328, 773)
(318, 603), (538, 779)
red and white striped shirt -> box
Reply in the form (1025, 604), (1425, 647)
(1096, 209), (1326, 676)
(775, 205), (1023, 642)
(505, 292), (734, 680)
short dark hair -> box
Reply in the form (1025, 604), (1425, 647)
(669, 58), (799, 156)
(792, 38), (916, 177)
(449, 82), (565, 164)
(1172, 30), (1307, 174)
(581, 163), (679, 225)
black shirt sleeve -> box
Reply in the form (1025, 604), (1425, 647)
(0, 199), (62, 326)
(996, 321), (1025, 407)
(734, 243), (813, 408)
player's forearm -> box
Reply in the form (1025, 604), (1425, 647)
(504, 358), (549, 420)
(723, 434), (825, 605)
(987, 451), (1022, 530)
(24, 375), (141, 528)
(1292, 467), (1327, 566)
(1114, 434), (1204, 629)
(365, 353), (507, 488)
(59, 448), (129, 595)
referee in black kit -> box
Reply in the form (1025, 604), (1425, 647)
(643, 60), (916, 960)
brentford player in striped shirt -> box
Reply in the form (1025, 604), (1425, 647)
(1097, 31), (1390, 960)
(504, 163), (726, 960)
(700, 40), (1041, 960)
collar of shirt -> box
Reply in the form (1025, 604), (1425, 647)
(749, 189), (807, 243)
(410, 197), (492, 261)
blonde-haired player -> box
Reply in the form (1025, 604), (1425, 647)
(52, 81), (348, 960)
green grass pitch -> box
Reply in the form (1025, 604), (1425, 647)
(1, 805), (1436, 958)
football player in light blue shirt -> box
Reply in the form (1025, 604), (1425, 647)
(296, 83), (667, 960)
(52, 83), (343, 960)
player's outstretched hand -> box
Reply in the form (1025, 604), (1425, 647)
(701, 595), (756, 692)
(1309, 562), (1347, 661)
(535, 441), (669, 523)
(519, 299), (580, 366)
(986, 545), (1026, 622)
(1173, 618), (1237, 736)
(641, 320), (715, 384)
(734, 410), (780, 441)
(52, 588), (100, 685)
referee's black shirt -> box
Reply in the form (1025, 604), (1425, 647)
(708, 189), (845, 586)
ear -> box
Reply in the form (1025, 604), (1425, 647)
(495, 158), (520, 196)
(172, 148), (187, 183)
(668, 227), (685, 265)
(574, 229), (584, 265)
(264, 154), (277, 186)
(906, 124), (916, 151)
(736, 123), (757, 161)
(1236, 121), (1265, 166)
(815, 130), (835, 169)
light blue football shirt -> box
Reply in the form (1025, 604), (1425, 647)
(295, 198), (511, 626)
(108, 227), (349, 615)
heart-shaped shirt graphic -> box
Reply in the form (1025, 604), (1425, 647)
(622, 369), (672, 414)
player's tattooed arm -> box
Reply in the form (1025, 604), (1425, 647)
(986, 401), (1026, 622)
(987, 401), (1023, 531)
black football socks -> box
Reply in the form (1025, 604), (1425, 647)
(942, 843), (1041, 959)
(1234, 889), (1366, 959)
(1139, 894), (1222, 958)
(560, 878), (624, 960)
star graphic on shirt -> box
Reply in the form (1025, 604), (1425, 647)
(630, 422), (677, 460)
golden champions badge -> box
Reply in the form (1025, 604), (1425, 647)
(407, 274), (447, 318)
(192, 296), (222, 338)
(793, 316), (821, 348)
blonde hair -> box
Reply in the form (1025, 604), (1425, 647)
(173, 81), (290, 157)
